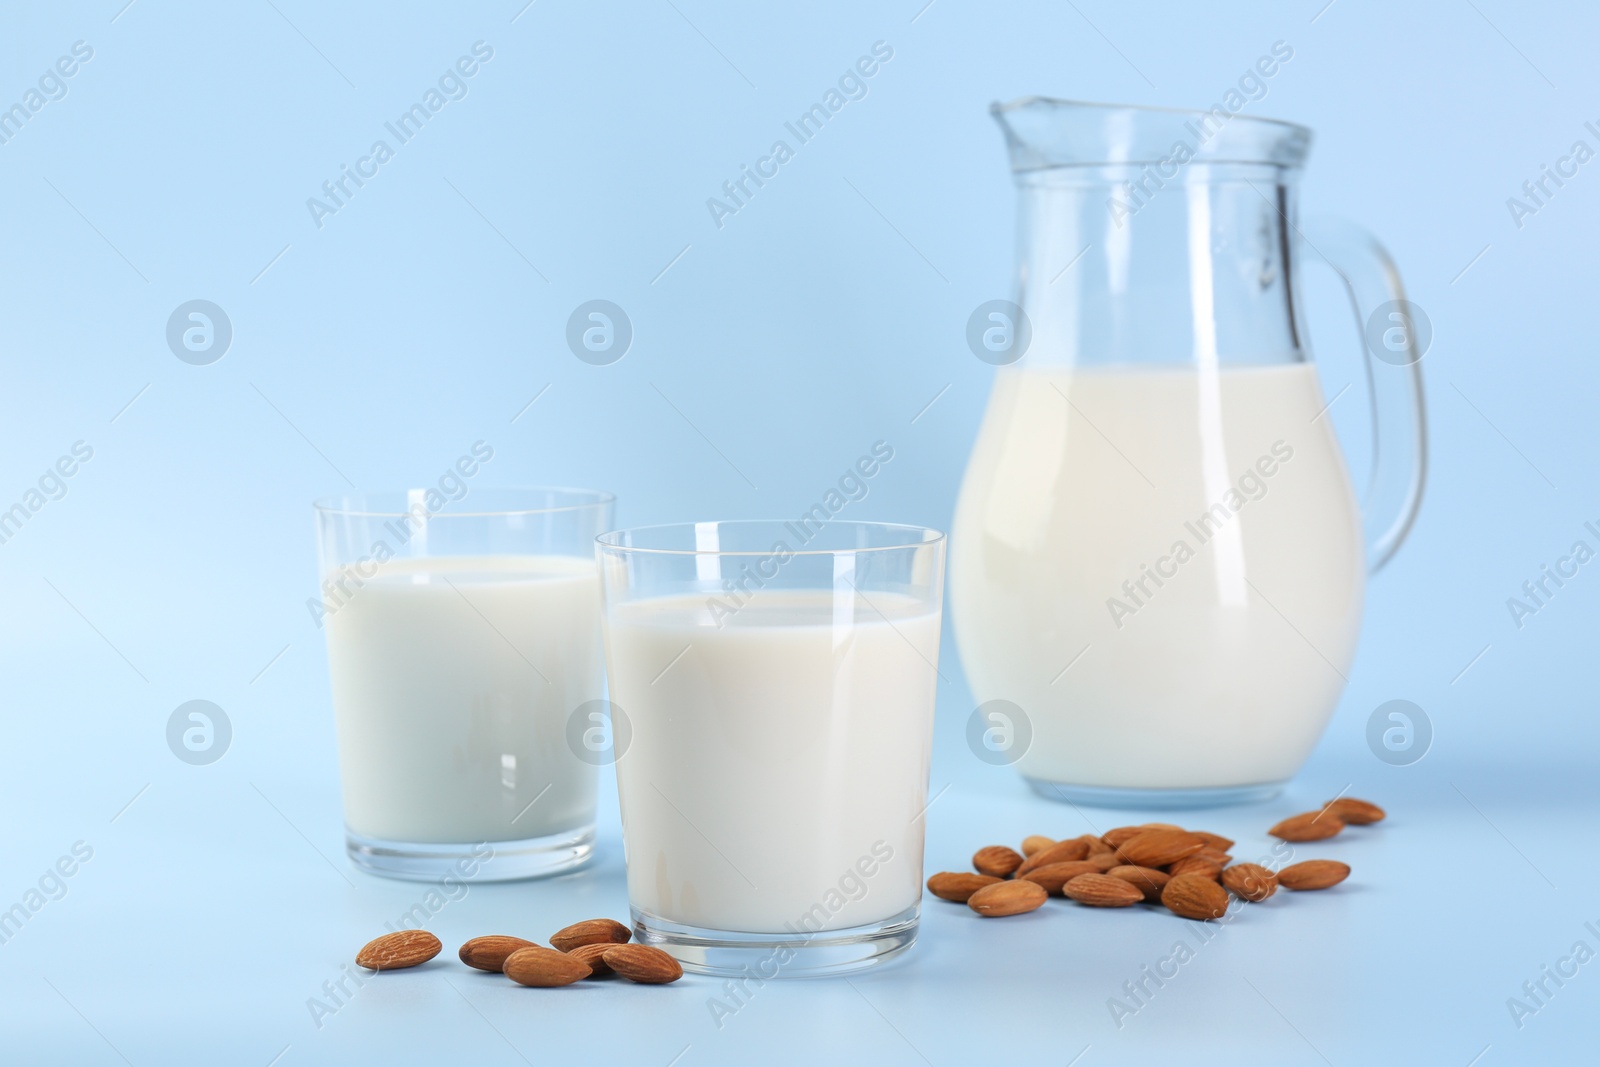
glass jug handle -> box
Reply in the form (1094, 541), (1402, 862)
(1301, 217), (1428, 573)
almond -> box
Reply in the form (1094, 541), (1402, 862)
(355, 930), (441, 971)
(566, 942), (615, 976)
(549, 918), (631, 952)
(967, 879), (1048, 917)
(1220, 863), (1278, 902)
(1082, 834), (1116, 857)
(973, 844), (1025, 878)
(1019, 860), (1102, 894)
(1191, 847), (1233, 866)
(1116, 829), (1206, 868)
(1062, 873), (1144, 907)
(1101, 826), (1147, 849)
(603, 944), (684, 984)
(1278, 859), (1350, 891)
(1106, 865), (1170, 903)
(926, 871), (1002, 902)
(458, 935), (537, 972)
(1020, 834), (1057, 857)
(1167, 857), (1223, 881)
(1161, 874), (1231, 920)
(1014, 837), (1091, 876)
(1138, 822), (1187, 832)
(1192, 831), (1235, 851)
(503, 945), (592, 987)
(1324, 798), (1385, 825)
(1268, 811), (1345, 842)
(1086, 851), (1122, 872)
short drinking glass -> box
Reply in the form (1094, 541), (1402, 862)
(597, 520), (945, 976)
(314, 487), (615, 881)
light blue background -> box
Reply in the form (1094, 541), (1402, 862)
(2, 1), (1595, 1063)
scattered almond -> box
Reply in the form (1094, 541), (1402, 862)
(927, 871), (1002, 902)
(1167, 857), (1223, 881)
(1278, 859), (1350, 891)
(1116, 829), (1206, 868)
(1020, 834), (1056, 857)
(1268, 811), (1345, 842)
(566, 942), (615, 976)
(356, 930), (441, 971)
(1062, 873), (1145, 907)
(1019, 860), (1102, 894)
(1220, 863), (1278, 902)
(550, 918), (632, 953)
(1107, 865), (1170, 903)
(603, 944), (684, 984)
(1082, 834), (1116, 857)
(1014, 837), (1091, 876)
(503, 945), (592, 987)
(967, 880), (1048, 917)
(458, 935), (536, 972)
(1324, 798), (1385, 825)
(973, 844), (1025, 878)
(1162, 875), (1231, 920)
(1193, 831), (1235, 851)
(1100, 826), (1147, 849)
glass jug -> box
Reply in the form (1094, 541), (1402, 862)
(950, 99), (1426, 807)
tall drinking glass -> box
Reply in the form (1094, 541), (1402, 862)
(597, 520), (945, 977)
(314, 487), (614, 881)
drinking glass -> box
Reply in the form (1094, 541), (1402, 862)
(597, 520), (945, 977)
(314, 487), (614, 881)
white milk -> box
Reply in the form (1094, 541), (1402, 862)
(325, 554), (602, 843)
(951, 362), (1363, 789)
(605, 590), (940, 934)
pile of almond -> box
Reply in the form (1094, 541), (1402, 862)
(353, 918), (683, 986)
(929, 797), (1383, 921)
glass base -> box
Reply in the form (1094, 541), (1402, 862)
(631, 903), (919, 978)
(345, 823), (595, 882)
(1024, 778), (1286, 810)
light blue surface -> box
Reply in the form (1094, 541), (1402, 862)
(2, 1), (1596, 1062)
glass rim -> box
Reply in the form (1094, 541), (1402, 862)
(991, 96), (1310, 137)
(313, 486), (616, 519)
(596, 519), (946, 557)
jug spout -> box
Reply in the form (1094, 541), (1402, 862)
(990, 97), (1311, 177)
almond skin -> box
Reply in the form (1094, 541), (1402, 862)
(1191, 847), (1233, 866)
(927, 871), (1002, 902)
(566, 943), (615, 976)
(1107, 865), (1170, 903)
(1138, 822), (1187, 832)
(1278, 860), (1351, 891)
(1269, 811), (1345, 842)
(1116, 829), (1206, 868)
(356, 930), (441, 971)
(503, 945), (592, 987)
(1162, 874), (1231, 920)
(1220, 863), (1278, 902)
(1324, 798), (1385, 825)
(603, 944), (684, 984)
(973, 844), (1025, 878)
(1062, 873), (1144, 907)
(967, 879), (1048, 917)
(1020, 835), (1057, 857)
(1192, 831), (1235, 851)
(459, 935), (537, 972)
(1019, 860), (1103, 894)
(1167, 857), (1223, 881)
(1014, 837), (1092, 876)
(549, 918), (632, 953)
